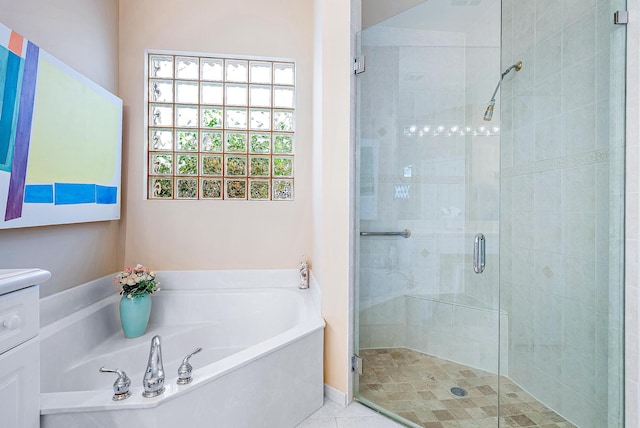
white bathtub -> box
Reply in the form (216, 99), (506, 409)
(39, 270), (325, 428)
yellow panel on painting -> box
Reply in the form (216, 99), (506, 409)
(26, 57), (120, 184)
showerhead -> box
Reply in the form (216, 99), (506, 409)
(483, 100), (495, 122)
(483, 61), (523, 122)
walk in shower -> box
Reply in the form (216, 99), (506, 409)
(354, 1), (626, 427)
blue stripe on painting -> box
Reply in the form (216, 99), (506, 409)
(23, 184), (54, 203)
(96, 185), (117, 204)
(54, 183), (96, 205)
(0, 51), (22, 170)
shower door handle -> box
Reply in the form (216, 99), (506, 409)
(473, 233), (486, 274)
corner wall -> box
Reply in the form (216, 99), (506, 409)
(118, 0), (314, 270)
(313, 0), (353, 395)
(0, 0), (120, 297)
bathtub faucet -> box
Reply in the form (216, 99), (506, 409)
(142, 335), (165, 398)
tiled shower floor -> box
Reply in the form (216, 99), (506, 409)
(357, 348), (575, 428)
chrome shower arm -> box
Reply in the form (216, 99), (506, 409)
(488, 80), (501, 104)
(484, 61), (523, 121)
(489, 61), (523, 103)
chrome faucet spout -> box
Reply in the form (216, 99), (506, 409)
(142, 335), (165, 398)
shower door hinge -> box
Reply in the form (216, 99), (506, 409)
(352, 354), (363, 375)
(614, 10), (628, 25)
(354, 56), (365, 75)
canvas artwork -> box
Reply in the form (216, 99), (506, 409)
(0, 23), (122, 229)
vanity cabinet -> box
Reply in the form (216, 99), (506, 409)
(0, 269), (50, 428)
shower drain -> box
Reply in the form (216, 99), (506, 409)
(450, 387), (468, 397)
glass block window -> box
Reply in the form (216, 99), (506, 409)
(147, 53), (295, 200)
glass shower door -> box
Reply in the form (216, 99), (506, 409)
(354, 1), (627, 427)
(354, 1), (503, 426)
(498, 1), (626, 427)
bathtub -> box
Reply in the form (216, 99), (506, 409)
(39, 270), (325, 428)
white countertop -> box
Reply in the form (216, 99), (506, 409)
(0, 269), (51, 295)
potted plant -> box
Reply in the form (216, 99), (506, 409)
(113, 264), (159, 338)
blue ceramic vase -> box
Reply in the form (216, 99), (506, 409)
(119, 293), (152, 338)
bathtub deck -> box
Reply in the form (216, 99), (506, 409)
(39, 271), (325, 428)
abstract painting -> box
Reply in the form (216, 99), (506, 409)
(0, 22), (122, 229)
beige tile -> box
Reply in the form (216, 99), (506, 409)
(364, 383), (384, 391)
(523, 400), (550, 413)
(449, 408), (473, 420)
(456, 398), (478, 409)
(375, 373), (393, 383)
(502, 392), (521, 401)
(476, 385), (498, 395)
(387, 400), (414, 412)
(499, 416), (529, 427)
(357, 348), (572, 427)
(440, 421), (464, 428)
(387, 390), (421, 401)
(417, 391), (438, 401)
(413, 410), (440, 423)
(423, 399), (448, 411)
(538, 411), (567, 423)
(459, 370), (477, 378)
(508, 414), (537, 426)
(464, 407), (490, 420)
(398, 382), (416, 392)
(501, 403), (528, 416)
(422, 422), (445, 428)
(441, 399), (462, 409)
(433, 388), (458, 400)
(409, 380), (429, 391)
(470, 396), (494, 407)
(480, 406), (498, 417)
(474, 418), (500, 428)
(433, 410), (456, 421)
(396, 411), (419, 424)
(525, 411), (550, 425)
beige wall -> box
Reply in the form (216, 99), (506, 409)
(314, 0), (353, 394)
(0, 0), (120, 297)
(118, 0), (314, 272)
(0, 0), (354, 395)
(119, 0), (354, 394)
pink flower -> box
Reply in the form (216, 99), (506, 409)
(113, 264), (159, 296)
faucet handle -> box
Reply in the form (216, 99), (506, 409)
(177, 347), (203, 385)
(99, 367), (131, 401)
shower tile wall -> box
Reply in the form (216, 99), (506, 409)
(500, 0), (625, 427)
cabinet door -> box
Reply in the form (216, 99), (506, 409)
(0, 337), (39, 428)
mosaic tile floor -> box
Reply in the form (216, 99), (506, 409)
(358, 348), (576, 428)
